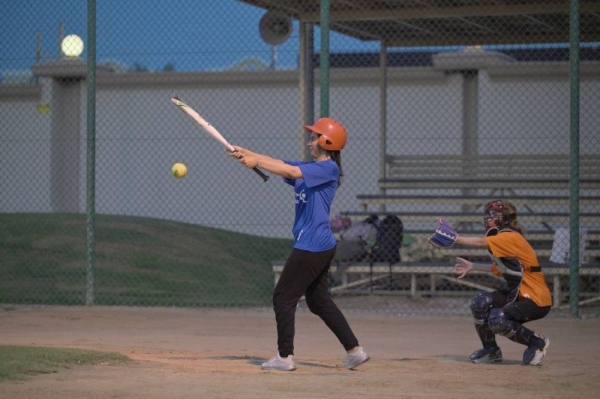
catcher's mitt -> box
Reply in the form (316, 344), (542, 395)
(427, 218), (457, 249)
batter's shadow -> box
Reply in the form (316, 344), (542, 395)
(210, 355), (338, 369)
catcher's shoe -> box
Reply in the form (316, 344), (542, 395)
(261, 353), (296, 371)
(523, 334), (550, 366)
(342, 346), (370, 369)
(470, 347), (503, 364)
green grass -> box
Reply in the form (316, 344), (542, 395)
(0, 213), (293, 307)
(0, 345), (130, 382)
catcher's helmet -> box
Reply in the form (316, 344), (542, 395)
(484, 200), (517, 229)
(304, 117), (347, 151)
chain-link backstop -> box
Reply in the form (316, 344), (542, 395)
(1, 0), (599, 316)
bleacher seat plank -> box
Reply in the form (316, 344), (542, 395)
(357, 194), (600, 208)
(380, 153), (600, 190)
(385, 153), (599, 177)
(340, 211), (599, 225)
(378, 178), (600, 190)
(402, 229), (600, 242)
(432, 246), (600, 260)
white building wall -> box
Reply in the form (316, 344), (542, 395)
(1, 63), (598, 238)
(0, 88), (53, 213)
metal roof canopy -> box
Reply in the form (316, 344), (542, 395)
(240, 0), (595, 178)
(241, 0), (600, 46)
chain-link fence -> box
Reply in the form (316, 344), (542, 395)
(1, 0), (599, 316)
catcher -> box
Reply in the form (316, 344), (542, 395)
(428, 200), (552, 365)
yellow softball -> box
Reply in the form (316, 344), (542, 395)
(171, 163), (187, 179)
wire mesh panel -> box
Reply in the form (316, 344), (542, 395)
(1, 0), (599, 316)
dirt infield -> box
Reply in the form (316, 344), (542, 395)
(1, 306), (599, 399)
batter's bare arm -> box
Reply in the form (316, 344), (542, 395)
(230, 146), (303, 179)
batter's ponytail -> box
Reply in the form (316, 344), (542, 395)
(330, 151), (343, 187)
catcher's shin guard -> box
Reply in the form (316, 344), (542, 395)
(470, 292), (498, 348)
(470, 292), (494, 319)
(473, 319), (498, 349)
(488, 308), (536, 346)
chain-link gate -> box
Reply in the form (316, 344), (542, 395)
(1, 1), (599, 316)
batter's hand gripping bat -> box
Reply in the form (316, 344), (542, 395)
(170, 95), (270, 182)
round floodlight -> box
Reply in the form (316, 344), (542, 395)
(61, 34), (84, 57)
(259, 11), (292, 46)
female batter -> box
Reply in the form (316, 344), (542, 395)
(229, 117), (369, 371)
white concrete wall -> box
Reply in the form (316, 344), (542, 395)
(0, 86), (53, 213)
(1, 63), (598, 237)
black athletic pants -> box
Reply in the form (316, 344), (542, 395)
(273, 247), (359, 357)
(493, 291), (550, 322)
(478, 290), (551, 349)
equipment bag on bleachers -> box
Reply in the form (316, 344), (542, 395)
(333, 215), (379, 263)
(370, 215), (403, 264)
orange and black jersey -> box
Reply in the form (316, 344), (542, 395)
(485, 230), (552, 307)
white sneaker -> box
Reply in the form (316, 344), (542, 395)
(261, 353), (296, 371)
(470, 347), (503, 364)
(343, 347), (370, 370)
(523, 335), (550, 366)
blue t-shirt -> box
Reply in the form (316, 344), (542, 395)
(283, 160), (338, 252)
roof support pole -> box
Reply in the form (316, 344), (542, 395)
(299, 22), (315, 161)
(379, 41), (388, 213)
(320, 0), (330, 117)
(568, 0), (581, 317)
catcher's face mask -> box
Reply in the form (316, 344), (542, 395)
(484, 210), (503, 229)
(483, 199), (516, 229)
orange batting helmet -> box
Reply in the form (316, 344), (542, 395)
(304, 117), (347, 151)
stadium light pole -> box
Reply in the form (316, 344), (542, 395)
(86, 0), (97, 306)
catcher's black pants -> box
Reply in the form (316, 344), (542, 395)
(475, 290), (551, 349)
(273, 247), (359, 357)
